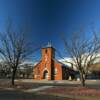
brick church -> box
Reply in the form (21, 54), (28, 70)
(33, 44), (75, 80)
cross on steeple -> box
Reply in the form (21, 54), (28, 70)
(47, 42), (52, 47)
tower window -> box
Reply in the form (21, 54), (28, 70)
(45, 49), (47, 53)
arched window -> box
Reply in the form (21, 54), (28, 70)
(54, 68), (57, 75)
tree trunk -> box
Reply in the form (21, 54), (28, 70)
(80, 72), (85, 87)
(12, 68), (17, 86)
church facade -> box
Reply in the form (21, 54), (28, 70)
(33, 45), (75, 80)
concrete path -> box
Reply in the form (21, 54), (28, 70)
(24, 86), (54, 92)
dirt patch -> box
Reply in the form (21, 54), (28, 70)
(39, 86), (100, 97)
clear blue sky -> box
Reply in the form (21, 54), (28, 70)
(0, 0), (100, 60)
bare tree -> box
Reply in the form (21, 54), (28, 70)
(62, 30), (100, 86)
(0, 20), (40, 85)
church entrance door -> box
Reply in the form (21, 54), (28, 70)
(43, 70), (48, 79)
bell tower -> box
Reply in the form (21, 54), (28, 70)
(41, 43), (55, 80)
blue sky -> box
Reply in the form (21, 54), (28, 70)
(0, 0), (100, 61)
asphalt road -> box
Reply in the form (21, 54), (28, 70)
(0, 89), (72, 100)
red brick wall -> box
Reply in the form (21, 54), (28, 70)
(54, 61), (62, 80)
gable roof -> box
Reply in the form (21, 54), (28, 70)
(53, 58), (69, 68)
(33, 60), (42, 68)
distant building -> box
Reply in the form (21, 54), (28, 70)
(33, 45), (75, 80)
(87, 63), (100, 79)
